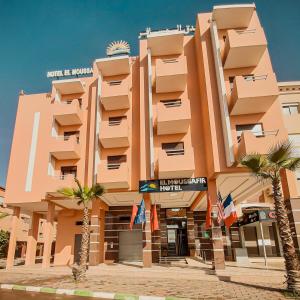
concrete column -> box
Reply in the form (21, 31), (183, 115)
(209, 179), (225, 270)
(143, 194), (152, 267)
(6, 207), (21, 269)
(42, 202), (55, 268)
(187, 208), (196, 257)
(20, 243), (27, 258)
(89, 200), (105, 265)
(25, 213), (40, 266)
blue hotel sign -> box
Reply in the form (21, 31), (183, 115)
(139, 177), (208, 193)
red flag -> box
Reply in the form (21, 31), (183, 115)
(130, 204), (138, 230)
(151, 204), (159, 232)
(205, 193), (212, 230)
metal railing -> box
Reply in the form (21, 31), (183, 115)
(162, 58), (179, 64)
(50, 174), (76, 180)
(237, 130), (279, 143)
(53, 135), (80, 143)
(243, 74), (268, 81)
(165, 149), (185, 156)
(235, 29), (256, 35)
(107, 163), (122, 170)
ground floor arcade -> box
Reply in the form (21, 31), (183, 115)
(5, 172), (300, 270)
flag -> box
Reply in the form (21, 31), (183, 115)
(205, 193), (212, 230)
(151, 204), (159, 232)
(129, 204), (138, 230)
(217, 191), (225, 225)
(134, 199), (146, 224)
(223, 194), (237, 228)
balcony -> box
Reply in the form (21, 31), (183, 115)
(47, 174), (77, 194)
(52, 79), (85, 95)
(230, 73), (279, 115)
(50, 135), (80, 160)
(99, 118), (129, 148)
(101, 80), (130, 110)
(157, 100), (191, 135)
(53, 99), (83, 126)
(158, 148), (195, 179)
(212, 4), (255, 29)
(223, 28), (267, 69)
(155, 57), (187, 93)
(237, 130), (280, 159)
(147, 31), (184, 56)
(95, 56), (130, 77)
(97, 163), (129, 189)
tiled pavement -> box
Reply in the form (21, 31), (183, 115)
(0, 258), (294, 299)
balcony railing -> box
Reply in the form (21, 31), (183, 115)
(99, 118), (129, 148)
(53, 99), (83, 126)
(222, 27), (267, 69)
(158, 148), (195, 179)
(155, 56), (187, 93)
(101, 80), (130, 110)
(230, 73), (278, 115)
(50, 135), (80, 160)
(157, 99), (191, 135)
(237, 130), (281, 160)
(237, 130), (279, 143)
(97, 162), (129, 189)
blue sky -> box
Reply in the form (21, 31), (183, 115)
(0, 0), (299, 187)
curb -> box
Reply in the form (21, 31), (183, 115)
(0, 284), (185, 300)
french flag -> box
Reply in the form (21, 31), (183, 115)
(223, 194), (237, 228)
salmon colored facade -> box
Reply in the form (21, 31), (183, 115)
(4, 4), (300, 269)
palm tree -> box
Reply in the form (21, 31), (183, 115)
(240, 141), (300, 293)
(58, 179), (104, 281)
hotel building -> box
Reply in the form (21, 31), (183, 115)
(4, 4), (300, 269)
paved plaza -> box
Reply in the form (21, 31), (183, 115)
(0, 258), (295, 299)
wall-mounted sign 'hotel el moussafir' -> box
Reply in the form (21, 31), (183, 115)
(47, 67), (93, 78)
(139, 177), (208, 193)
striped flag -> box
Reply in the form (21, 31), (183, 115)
(205, 193), (212, 230)
(151, 204), (159, 232)
(129, 204), (138, 230)
(223, 194), (237, 228)
(217, 191), (225, 225)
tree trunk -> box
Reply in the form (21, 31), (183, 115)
(72, 205), (90, 282)
(272, 177), (300, 293)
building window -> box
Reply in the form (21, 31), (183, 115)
(108, 116), (126, 126)
(229, 76), (235, 91)
(288, 134), (300, 157)
(162, 58), (178, 64)
(160, 99), (182, 108)
(162, 142), (184, 156)
(282, 104), (299, 116)
(107, 155), (127, 169)
(61, 166), (77, 177)
(236, 124), (263, 142)
(296, 170), (300, 181)
(108, 80), (122, 86)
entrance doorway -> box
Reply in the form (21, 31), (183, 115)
(167, 219), (188, 256)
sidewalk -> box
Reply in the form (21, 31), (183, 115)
(0, 258), (292, 299)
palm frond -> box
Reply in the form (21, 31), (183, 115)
(58, 187), (76, 198)
(281, 157), (300, 172)
(75, 178), (83, 194)
(92, 184), (105, 198)
(239, 154), (269, 175)
(268, 140), (293, 165)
